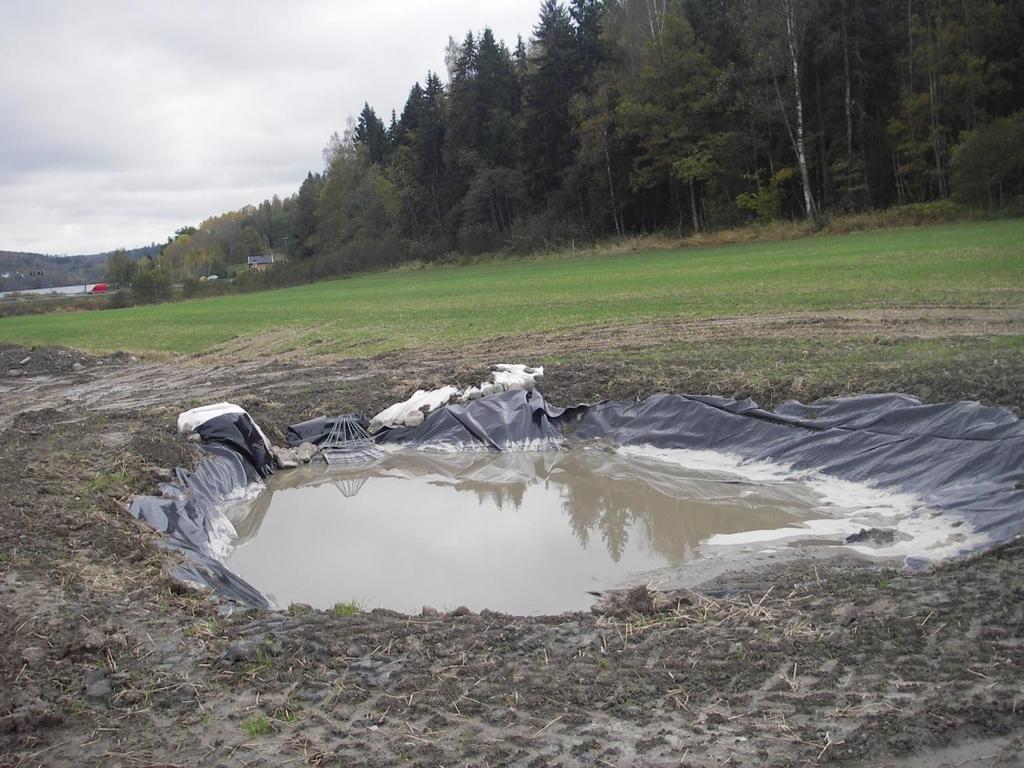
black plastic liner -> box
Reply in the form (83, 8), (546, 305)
(377, 390), (585, 450)
(376, 390), (1023, 541)
(131, 422), (273, 608)
(572, 393), (1024, 543)
(196, 412), (275, 478)
(129, 390), (1023, 609)
(286, 414), (370, 447)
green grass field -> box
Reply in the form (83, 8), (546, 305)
(1, 220), (1021, 357)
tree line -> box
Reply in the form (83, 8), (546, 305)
(145, 0), (1024, 284)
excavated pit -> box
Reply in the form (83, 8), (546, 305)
(131, 388), (1022, 612)
(220, 447), (930, 614)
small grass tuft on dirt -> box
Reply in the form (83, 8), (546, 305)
(242, 715), (271, 737)
(330, 600), (360, 617)
(85, 470), (136, 498)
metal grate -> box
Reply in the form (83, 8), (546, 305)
(320, 415), (379, 465)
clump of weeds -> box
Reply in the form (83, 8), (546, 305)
(330, 600), (360, 617)
(243, 715), (271, 737)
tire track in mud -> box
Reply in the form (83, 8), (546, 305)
(0, 357), (376, 432)
(448, 306), (1024, 361)
(2, 306), (1020, 433)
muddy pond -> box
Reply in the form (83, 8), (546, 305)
(221, 447), (914, 614)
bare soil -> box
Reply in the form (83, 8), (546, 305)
(1, 309), (1023, 767)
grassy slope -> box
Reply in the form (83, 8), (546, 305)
(0, 220), (1021, 356)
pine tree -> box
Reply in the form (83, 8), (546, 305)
(616, 0), (723, 232)
(354, 103), (389, 164)
(522, 0), (583, 202)
(292, 172), (322, 259)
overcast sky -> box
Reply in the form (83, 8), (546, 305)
(0, 1), (540, 255)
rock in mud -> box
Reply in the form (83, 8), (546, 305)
(223, 642), (252, 663)
(271, 446), (299, 468)
(831, 603), (858, 627)
(85, 679), (112, 702)
(63, 627), (106, 658)
(83, 669), (112, 702)
(21, 647), (44, 665)
(84, 668), (108, 685)
(295, 442), (319, 462)
(846, 527), (896, 545)
(591, 585), (655, 617)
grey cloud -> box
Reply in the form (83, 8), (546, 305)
(1, 0), (539, 254)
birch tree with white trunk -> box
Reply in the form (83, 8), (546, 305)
(736, 0), (819, 220)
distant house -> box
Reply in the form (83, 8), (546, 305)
(247, 254), (274, 272)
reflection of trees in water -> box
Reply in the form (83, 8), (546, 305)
(457, 482), (527, 511)
(424, 452), (711, 563)
(552, 454), (804, 564)
(451, 477), (647, 561)
(559, 479), (714, 563)
(422, 451), (806, 564)
(444, 452), (559, 512)
(559, 474), (649, 562)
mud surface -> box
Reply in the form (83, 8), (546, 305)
(1, 310), (1023, 767)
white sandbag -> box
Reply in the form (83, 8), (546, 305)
(368, 364), (543, 432)
(368, 385), (460, 433)
(491, 364), (544, 392)
(369, 390), (424, 433)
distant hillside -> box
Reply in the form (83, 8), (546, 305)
(0, 245), (161, 291)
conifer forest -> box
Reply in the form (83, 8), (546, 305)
(153, 0), (1024, 282)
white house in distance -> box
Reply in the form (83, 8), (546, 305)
(247, 254), (274, 272)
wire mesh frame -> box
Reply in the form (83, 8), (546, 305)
(320, 416), (378, 465)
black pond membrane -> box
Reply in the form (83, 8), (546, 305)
(220, 448), (910, 614)
(131, 389), (1024, 612)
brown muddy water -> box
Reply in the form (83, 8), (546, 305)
(221, 448), (866, 614)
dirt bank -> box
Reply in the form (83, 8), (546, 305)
(1, 314), (1023, 767)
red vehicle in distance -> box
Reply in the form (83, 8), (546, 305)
(90, 283), (109, 294)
